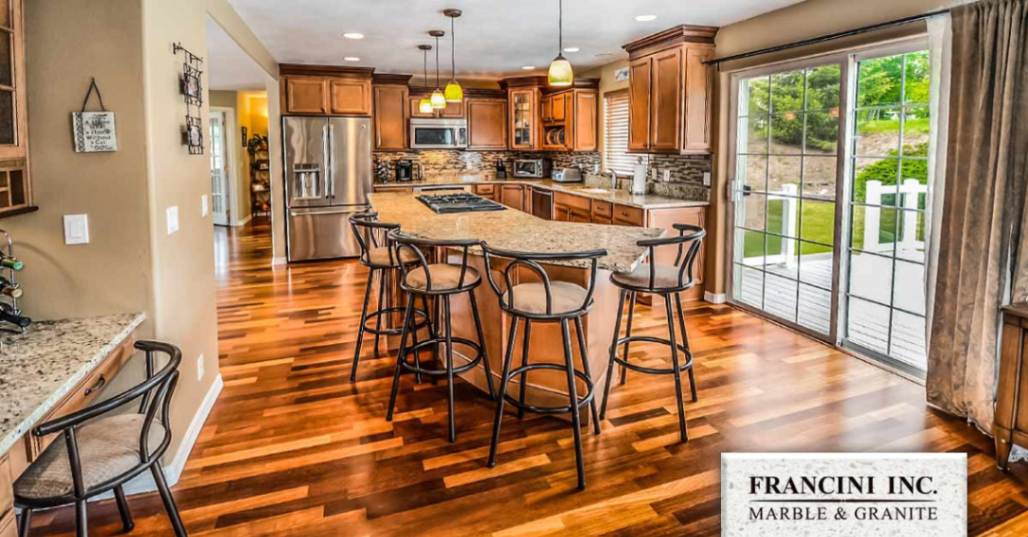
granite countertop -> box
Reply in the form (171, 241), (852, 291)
(0, 313), (145, 455)
(373, 176), (709, 210)
(368, 191), (662, 272)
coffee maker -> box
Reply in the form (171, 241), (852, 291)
(395, 160), (414, 181)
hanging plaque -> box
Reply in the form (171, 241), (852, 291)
(72, 78), (118, 153)
(72, 111), (118, 152)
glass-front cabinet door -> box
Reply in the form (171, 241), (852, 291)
(0, 0), (30, 214)
(508, 88), (537, 150)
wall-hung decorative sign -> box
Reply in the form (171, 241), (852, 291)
(72, 78), (118, 153)
(173, 42), (205, 155)
(614, 67), (630, 82)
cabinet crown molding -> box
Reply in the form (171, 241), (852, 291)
(623, 24), (718, 56)
(279, 64), (375, 78)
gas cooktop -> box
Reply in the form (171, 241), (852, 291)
(417, 192), (506, 214)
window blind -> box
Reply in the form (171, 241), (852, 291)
(603, 91), (634, 176)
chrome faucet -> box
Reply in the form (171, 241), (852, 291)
(604, 168), (623, 190)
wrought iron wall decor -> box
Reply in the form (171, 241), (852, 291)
(173, 42), (205, 155)
(0, 229), (30, 334)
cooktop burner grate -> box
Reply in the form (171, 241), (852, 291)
(417, 192), (507, 214)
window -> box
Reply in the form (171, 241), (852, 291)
(603, 90), (633, 175)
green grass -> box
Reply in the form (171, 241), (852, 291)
(857, 117), (930, 136)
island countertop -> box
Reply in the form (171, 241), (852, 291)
(0, 312), (145, 455)
(368, 190), (663, 272)
(373, 177), (709, 210)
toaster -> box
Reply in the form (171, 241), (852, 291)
(552, 167), (583, 183)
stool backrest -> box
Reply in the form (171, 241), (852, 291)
(480, 243), (607, 317)
(637, 224), (705, 290)
(388, 229), (479, 293)
(349, 211), (401, 266)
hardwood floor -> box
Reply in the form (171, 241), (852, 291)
(26, 221), (1028, 536)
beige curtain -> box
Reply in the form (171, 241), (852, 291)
(926, 0), (1028, 432)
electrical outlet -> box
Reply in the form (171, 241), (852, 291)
(166, 206), (179, 235)
(196, 354), (205, 381)
(662, 169), (671, 182)
(703, 172), (712, 187)
(201, 194), (209, 217)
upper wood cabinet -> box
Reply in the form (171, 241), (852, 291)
(0, 0), (31, 217)
(408, 92), (464, 119)
(508, 87), (539, 150)
(541, 89), (597, 152)
(372, 82), (409, 151)
(571, 91), (597, 151)
(281, 65), (373, 116)
(466, 98), (507, 150)
(623, 25), (717, 155)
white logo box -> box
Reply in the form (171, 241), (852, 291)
(721, 453), (967, 537)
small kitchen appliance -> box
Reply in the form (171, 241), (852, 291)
(551, 167), (583, 183)
(512, 158), (551, 178)
(395, 160), (414, 181)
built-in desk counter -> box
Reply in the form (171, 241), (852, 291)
(0, 313), (143, 534)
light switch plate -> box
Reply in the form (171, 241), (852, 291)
(703, 172), (712, 187)
(196, 354), (205, 381)
(63, 214), (90, 245)
(662, 169), (671, 182)
(166, 206), (179, 235)
(201, 194), (209, 217)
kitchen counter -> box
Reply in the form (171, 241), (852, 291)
(0, 313), (145, 455)
(368, 190), (662, 272)
(373, 177), (709, 210)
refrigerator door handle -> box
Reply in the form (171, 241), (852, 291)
(290, 206), (367, 217)
(323, 124), (332, 199)
(327, 128), (335, 198)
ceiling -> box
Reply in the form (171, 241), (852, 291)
(225, 0), (802, 79)
(207, 18), (268, 91)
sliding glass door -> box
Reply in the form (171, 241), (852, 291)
(728, 38), (933, 375)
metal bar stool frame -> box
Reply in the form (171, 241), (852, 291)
(481, 243), (607, 490)
(384, 230), (496, 443)
(349, 212), (432, 382)
(600, 224), (706, 443)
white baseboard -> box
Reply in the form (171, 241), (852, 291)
(119, 373), (223, 496)
(271, 256), (288, 266)
(704, 291), (727, 304)
(231, 214), (253, 227)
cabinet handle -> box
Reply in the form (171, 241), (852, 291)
(84, 374), (107, 396)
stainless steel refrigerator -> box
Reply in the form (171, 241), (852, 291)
(283, 116), (372, 262)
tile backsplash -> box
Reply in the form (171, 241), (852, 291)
(374, 149), (710, 201)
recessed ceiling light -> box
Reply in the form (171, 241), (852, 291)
(522, 65), (535, 70)
(634, 14), (657, 22)
(343, 32), (364, 39)
(563, 47), (580, 53)
(344, 56), (361, 62)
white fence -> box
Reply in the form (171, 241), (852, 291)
(744, 179), (927, 267)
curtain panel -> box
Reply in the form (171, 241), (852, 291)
(926, 0), (1028, 432)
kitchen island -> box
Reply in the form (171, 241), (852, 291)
(369, 190), (663, 416)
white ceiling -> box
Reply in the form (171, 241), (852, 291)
(225, 0), (802, 79)
(207, 18), (268, 90)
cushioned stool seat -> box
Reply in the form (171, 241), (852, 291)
(368, 246), (418, 267)
(611, 264), (686, 290)
(503, 281), (588, 315)
(404, 264), (480, 291)
(15, 414), (165, 500)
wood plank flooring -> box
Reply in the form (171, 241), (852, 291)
(26, 221), (1028, 536)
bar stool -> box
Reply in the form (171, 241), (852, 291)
(348, 213), (431, 381)
(385, 231), (495, 443)
(600, 224), (705, 443)
(481, 244), (607, 490)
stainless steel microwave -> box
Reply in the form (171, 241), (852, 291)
(410, 118), (468, 149)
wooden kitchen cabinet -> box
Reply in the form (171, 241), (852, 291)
(281, 65), (373, 116)
(409, 93), (464, 119)
(541, 89), (597, 152)
(0, 0), (31, 217)
(508, 87), (539, 150)
(623, 25), (716, 154)
(467, 98), (507, 150)
(472, 184), (496, 200)
(995, 304), (1028, 470)
(499, 184), (525, 210)
(373, 81), (410, 151)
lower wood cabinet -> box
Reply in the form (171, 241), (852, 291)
(498, 184), (525, 210)
(995, 304), (1028, 469)
(472, 184), (496, 200)
(467, 98), (508, 150)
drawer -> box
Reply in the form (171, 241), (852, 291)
(31, 338), (135, 458)
(613, 204), (645, 226)
(554, 192), (590, 212)
(473, 184), (495, 195)
(0, 455), (12, 516)
(591, 200), (612, 218)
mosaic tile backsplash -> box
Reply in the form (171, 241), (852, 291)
(373, 150), (710, 201)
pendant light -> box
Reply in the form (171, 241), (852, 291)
(443, 9), (464, 103)
(429, 30), (447, 109)
(547, 0), (573, 87)
(418, 45), (434, 114)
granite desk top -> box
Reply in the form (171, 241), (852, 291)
(368, 191), (663, 272)
(373, 177), (710, 210)
(0, 313), (145, 455)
